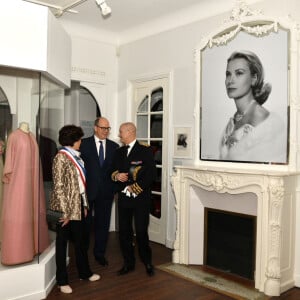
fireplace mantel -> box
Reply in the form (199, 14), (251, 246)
(171, 165), (298, 296)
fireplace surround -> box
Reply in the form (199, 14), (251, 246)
(171, 165), (297, 296)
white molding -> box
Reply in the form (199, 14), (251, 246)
(129, 70), (171, 83)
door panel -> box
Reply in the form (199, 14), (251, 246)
(132, 77), (168, 244)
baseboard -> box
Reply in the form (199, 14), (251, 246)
(165, 238), (174, 249)
(294, 273), (300, 287)
(280, 278), (295, 294)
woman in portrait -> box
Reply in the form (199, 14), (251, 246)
(219, 50), (286, 163)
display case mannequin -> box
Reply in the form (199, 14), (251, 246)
(0, 122), (49, 265)
(19, 122), (30, 133)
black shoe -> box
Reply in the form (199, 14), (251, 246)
(96, 256), (108, 266)
(145, 264), (155, 277)
(117, 265), (135, 275)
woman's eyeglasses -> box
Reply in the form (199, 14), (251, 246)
(96, 125), (111, 131)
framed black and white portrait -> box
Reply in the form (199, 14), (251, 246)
(199, 26), (289, 164)
(174, 127), (192, 158)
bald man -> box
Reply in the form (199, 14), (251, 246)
(111, 122), (156, 276)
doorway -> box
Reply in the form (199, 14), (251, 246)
(132, 76), (169, 244)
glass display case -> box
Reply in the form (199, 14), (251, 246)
(0, 66), (65, 267)
(39, 79), (100, 231)
(0, 66), (102, 300)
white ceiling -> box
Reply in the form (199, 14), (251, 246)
(23, 0), (262, 44)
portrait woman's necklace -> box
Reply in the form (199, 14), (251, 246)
(233, 99), (255, 122)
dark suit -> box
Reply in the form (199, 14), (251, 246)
(80, 136), (119, 260)
(111, 141), (156, 267)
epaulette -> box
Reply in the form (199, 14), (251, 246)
(138, 141), (150, 147)
(132, 166), (142, 181)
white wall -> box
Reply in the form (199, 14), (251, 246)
(59, 34), (119, 230)
(60, 0), (300, 286)
(118, 0), (300, 144)
(0, 0), (71, 88)
(0, 0), (71, 141)
(116, 9), (230, 249)
(0, 0), (47, 72)
(116, 0), (300, 278)
(117, 28), (199, 245)
(66, 35), (119, 139)
(46, 11), (72, 88)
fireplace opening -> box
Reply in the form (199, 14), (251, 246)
(204, 208), (256, 280)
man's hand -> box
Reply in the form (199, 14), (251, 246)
(116, 172), (129, 182)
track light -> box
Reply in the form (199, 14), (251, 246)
(95, 0), (112, 16)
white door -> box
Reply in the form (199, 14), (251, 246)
(132, 76), (169, 244)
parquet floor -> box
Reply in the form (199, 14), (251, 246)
(46, 232), (300, 299)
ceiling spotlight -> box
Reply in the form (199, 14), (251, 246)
(95, 0), (112, 16)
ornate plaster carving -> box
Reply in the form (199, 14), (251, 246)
(228, 0), (262, 22)
(207, 0), (277, 48)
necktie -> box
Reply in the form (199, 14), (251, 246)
(99, 141), (104, 166)
(126, 145), (130, 156)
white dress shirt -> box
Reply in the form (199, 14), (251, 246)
(94, 136), (106, 159)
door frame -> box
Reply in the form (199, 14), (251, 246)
(129, 71), (172, 245)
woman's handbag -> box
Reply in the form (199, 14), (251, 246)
(46, 209), (63, 231)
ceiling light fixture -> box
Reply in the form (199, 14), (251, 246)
(95, 0), (112, 16)
(23, 0), (87, 17)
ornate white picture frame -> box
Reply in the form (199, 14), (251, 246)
(199, 5), (288, 164)
(194, 1), (300, 171)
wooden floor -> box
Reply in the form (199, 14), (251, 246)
(46, 232), (300, 300)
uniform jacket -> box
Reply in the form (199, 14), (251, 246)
(50, 152), (82, 220)
(80, 136), (119, 202)
(111, 141), (156, 206)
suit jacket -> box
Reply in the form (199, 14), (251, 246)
(80, 136), (119, 203)
(111, 141), (156, 206)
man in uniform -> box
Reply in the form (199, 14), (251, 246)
(111, 122), (156, 276)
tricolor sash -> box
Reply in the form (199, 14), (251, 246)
(59, 147), (86, 188)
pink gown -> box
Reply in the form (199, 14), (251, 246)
(0, 154), (3, 247)
(1, 129), (49, 265)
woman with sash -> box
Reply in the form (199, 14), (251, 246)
(50, 125), (100, 294)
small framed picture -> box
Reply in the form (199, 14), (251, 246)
(174, 127), (192, 158)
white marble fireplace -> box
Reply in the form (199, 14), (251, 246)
(171, 165), (297, 296)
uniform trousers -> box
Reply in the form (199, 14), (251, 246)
(118, 198), (152, 267)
